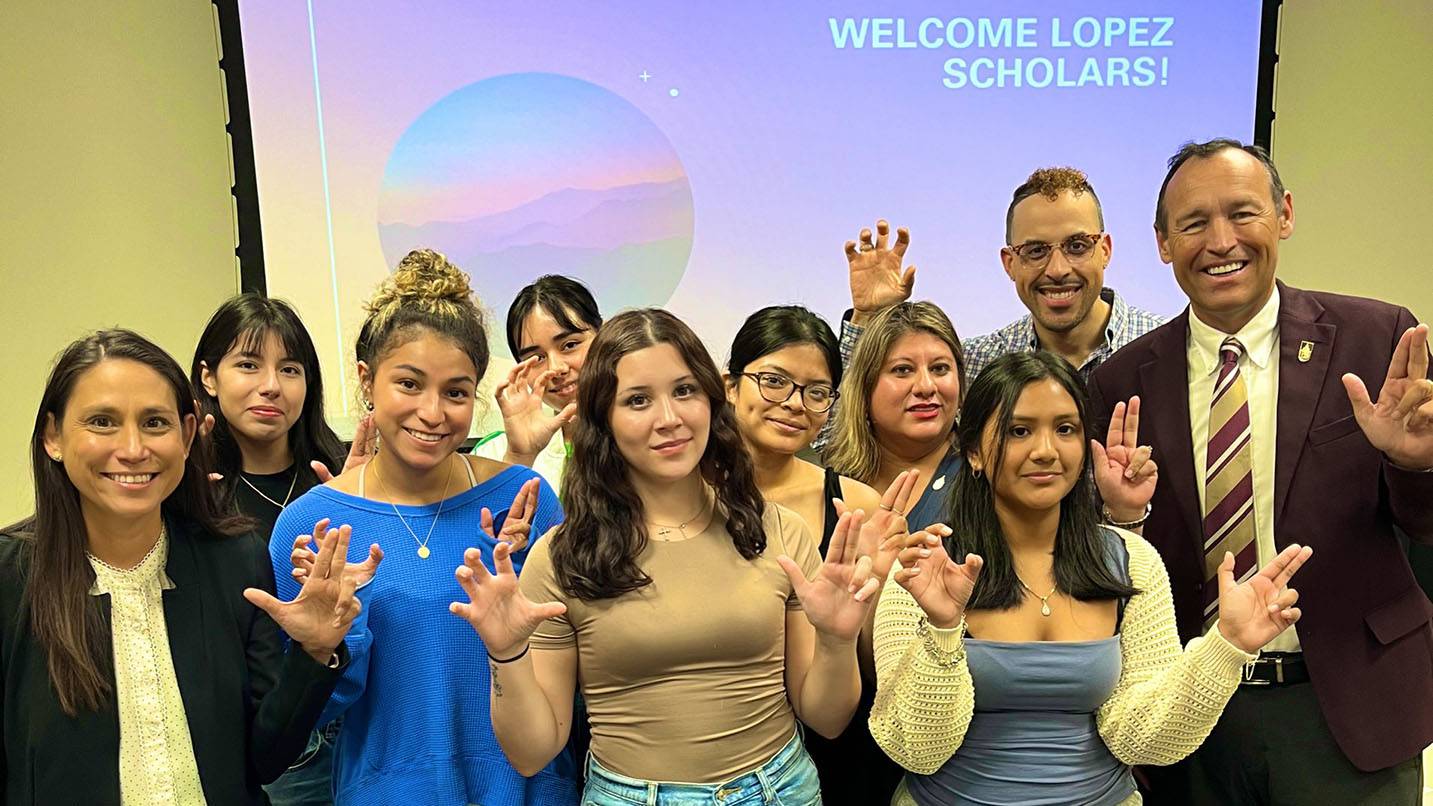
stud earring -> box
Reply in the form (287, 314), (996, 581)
(51, 453), (62, 462)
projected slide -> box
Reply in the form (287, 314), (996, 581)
(235, 1), (1263, 425)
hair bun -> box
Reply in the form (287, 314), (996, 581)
(366, 249), (478, 314)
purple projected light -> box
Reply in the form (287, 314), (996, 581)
(377, 73), (694, 327)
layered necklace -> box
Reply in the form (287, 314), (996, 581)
(646, 492), (712, 542)
(371, 456), (454, 559)
(239, 468), (298, 512)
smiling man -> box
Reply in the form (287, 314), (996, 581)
(1088, 139), (1433, 804)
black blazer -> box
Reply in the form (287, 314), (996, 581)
(1, 516), (345, 805)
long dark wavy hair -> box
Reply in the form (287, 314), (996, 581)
(947, 352), (1137, 610)
(10, 329), (246, 715)
(552, 309), (768, 600)
(190, 294), (346, 510)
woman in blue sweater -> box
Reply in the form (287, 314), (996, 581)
(271, 249), (578, 805)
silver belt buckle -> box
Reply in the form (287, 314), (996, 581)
(1273, 655), (1285, 684)
(1241, 657), (1272, 686)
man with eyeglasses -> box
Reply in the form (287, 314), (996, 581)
(837, 167), (1162, 386)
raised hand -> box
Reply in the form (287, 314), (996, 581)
(1342, 324), (1433, 470)
(480, 477), (540, 552)
(892, 525), (983, 629)
(839, 469), (920, 583)
(1216, 543), (1313, 653)
(245, 523), (362, 662)
(449, 542), (567, 658)
(313, 413), (377, 483)
(495, 357), (578, 464)
(1091, 397), (1158, 523)
(289, 517), (383, 586)
(845, 219), (916, 323)
(779, 511), (880, 642)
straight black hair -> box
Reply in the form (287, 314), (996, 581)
(726, 305), (843, 388)
(505, 275), (603, 360)
(947, 351), (1137, 610)
(190, 293), (346, 508)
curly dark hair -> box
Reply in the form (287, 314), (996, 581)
(552, 308), (768, 600)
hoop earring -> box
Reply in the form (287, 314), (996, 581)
(365, 400), (374, 412)
(971, 467), (982, 479)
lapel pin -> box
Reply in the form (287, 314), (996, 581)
(1297, 340), (1314, 363)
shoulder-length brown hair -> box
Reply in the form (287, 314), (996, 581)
(9, 329), (244, 716)
(552, 309), (767, 600)
(824, 301), (966, 484)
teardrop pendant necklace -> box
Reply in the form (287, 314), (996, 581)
(371, 455), (453, 559)
(1016, 575), (1058, 617)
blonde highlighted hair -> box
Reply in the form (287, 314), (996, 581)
(356, 248), (490, 398)
(824, 301), (965, 484)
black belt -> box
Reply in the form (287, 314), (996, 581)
(1239, 651), (1309, 686)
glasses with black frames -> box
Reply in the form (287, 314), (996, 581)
(741, 372), (839, 413)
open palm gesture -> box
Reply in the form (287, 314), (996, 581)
(837, 469), (920, 583)
(1216, 543), (1312, 653)
(245, 523), (362, 661)
(495, 357), (578, 462)
(449, 542), (567, 659)
(1343, 324), (1433, 470)
(779, 512), (880, 642)
(893, 525), (983, 629)
(1092, 397), (1158, 523)
(845, 219), (916, 322)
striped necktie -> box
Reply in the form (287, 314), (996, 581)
(1202, 337), (1257, 628)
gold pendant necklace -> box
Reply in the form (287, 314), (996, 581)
(646, 494), (710, 542)
(239, 468), (299, 511)
(372, 456), (453, 559)
(1016, 575), (1058, 617)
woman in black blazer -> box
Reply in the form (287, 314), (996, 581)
(1, 329), (362, 805)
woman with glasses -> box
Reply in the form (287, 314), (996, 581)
(724, 305), (907, 801)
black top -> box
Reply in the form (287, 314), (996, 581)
(819, 466), (844, 554)
(807, 465), (905, 802)
(0, 516), (346, 805)
(234, 465), (321, 541)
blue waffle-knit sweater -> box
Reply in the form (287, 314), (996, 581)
(269, 463), (578, 806)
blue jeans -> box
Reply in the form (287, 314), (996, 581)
(581, 731), (821, 805)
(263, 718), (341, 806)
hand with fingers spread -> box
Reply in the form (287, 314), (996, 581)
(495, 357), (578, 463)
(779, 511), (880, 642)
(449, 542), (567, 659)
(846, 219), (917, 324)
(892, 525), (983, 629)
(245, 523), (363, 663)
(839, 469), (921, 583)
(1216, 543), (1314, 653)
(1092, 397), (1159, 523)
(313, 413), (378, 483)
(1342, 323), (1433, 470)
(289, 517), (384, 587)
(479, 478), (541, 553)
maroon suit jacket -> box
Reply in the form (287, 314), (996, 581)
(1087, 282), (1433, 772)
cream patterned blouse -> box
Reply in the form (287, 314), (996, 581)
(88, 530), (208, 805)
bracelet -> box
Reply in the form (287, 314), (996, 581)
(1102, 502), (1151, 529)
(915, 615), (967, 668)
(487, 644), (530, 664)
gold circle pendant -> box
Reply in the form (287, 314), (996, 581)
(417, 545), (431, 559)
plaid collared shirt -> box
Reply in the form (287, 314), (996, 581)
(837, 286), (1165, 384)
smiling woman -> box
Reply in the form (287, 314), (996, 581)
(1, 329), (357, 805)
(267, 249), (578, 806)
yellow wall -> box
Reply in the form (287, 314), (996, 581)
(1, 2), (1429, 523)
(0, 3), (238, 521)
(1273, 1), (1432, 322)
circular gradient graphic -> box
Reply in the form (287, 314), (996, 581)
(377, 72), (694, 331)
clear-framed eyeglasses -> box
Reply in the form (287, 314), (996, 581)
(741, 372), (839, 413)
(1006, 232), (1105, 269)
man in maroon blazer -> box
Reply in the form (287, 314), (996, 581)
(1088, 139), (1433, 804)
